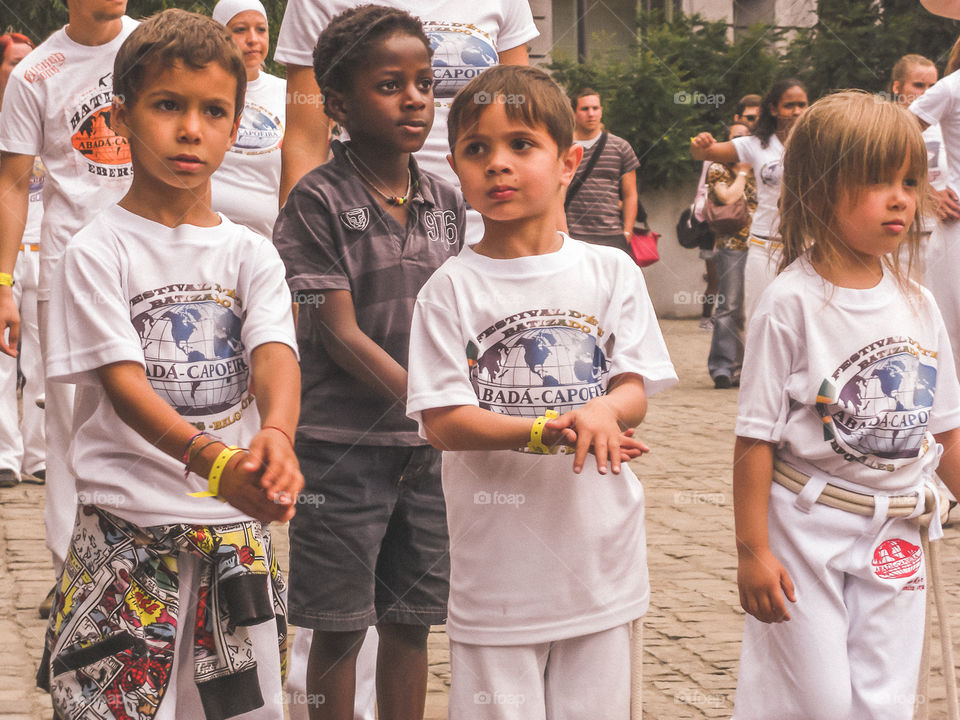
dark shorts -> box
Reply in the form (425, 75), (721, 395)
(288, 440), (449, 631)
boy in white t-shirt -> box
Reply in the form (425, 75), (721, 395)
(38, 11), (301, 719)
(406, 65), (677, 719)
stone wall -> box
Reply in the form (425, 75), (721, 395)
(639, 186), (708, 318)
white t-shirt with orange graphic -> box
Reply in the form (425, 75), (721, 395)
(0, 16), (137, 299)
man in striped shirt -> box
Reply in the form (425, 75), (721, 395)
(565, 88), (640, 254)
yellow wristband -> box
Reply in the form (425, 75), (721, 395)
(0, 273), (12, 287)
(527, 410), (559, 454)
(188, 445), (242, 499)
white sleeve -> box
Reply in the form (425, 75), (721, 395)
(406, 286), (481, 438)
(274, 0), (331, 67)
(929, 303), (960, 434)
(238, 236), (298, 358)
(731, 135), (756, 168)
(911, 76), (954, 128)
(735, 310), (799, 442)
(606, 261), (677, 397)
(0, 71), (43, 155)
(46, 236), (145, 385)
(495, 0), (540, 52)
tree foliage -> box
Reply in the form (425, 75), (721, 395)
(780, 0), (960, 99)
(551, 3), (960, 188)
(550, 13), (783, 188)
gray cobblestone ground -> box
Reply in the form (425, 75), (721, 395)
(3, 319), (959, 719)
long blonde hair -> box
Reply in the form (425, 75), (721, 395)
(778, 91), (929, 291)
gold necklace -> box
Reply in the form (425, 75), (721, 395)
(344, 148), (413, 206)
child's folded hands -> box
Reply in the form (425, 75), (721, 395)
(545, 398), (649, 475)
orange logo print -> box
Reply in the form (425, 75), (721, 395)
(71, 108), (130, 166)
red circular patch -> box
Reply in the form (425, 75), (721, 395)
(872, 538), (921, 579)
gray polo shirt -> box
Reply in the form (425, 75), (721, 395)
(274, 140), (465, 446)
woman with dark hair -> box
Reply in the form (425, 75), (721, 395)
(690, 79), (809, 321)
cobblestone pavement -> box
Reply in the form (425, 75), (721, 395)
(3, 319), (960, 719)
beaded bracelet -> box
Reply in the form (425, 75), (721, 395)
(181, 431), (209, 464)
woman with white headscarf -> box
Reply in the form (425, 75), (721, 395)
(211, 0), (286, 238)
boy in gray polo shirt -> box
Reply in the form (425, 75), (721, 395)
(272, 6), (463, 717)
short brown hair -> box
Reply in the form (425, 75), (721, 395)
(448, 65), (574, 154)
(113, 9), (246, 119)
(570, 87), (600, 111)
(890, 54), (935, 91)
(779, 90), (928, 289)
(735, 94), (761, 116)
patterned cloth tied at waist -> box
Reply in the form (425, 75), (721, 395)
(37, 505), (287, 720)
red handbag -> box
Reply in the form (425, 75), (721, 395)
(628, 228), (660, 268)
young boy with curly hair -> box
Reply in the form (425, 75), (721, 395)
(273, 5), (464, 718)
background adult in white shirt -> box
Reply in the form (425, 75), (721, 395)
(210, 0), (286, 239)
(0, 32), (45, 490)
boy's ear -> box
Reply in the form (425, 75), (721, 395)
(229, 111), (241, 148)
(559, 143), (583, 187)
(111, 97), (130, 140)
(324, 89), (348, 126)
(446, 152), (456, 173)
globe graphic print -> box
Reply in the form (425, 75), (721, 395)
(428, 31), (497, 98)
(473, 327), (608, 417)
(831, 352), (935, 459)
(135, 301), (246, 416)
(233, 104), (282, 154)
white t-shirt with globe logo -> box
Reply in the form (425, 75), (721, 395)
(407, 236), (677, 645)
(46, 205), (297, 527)
(736, 256), (960, 495)
(211, 72), (285, 239)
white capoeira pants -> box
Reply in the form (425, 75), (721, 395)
(733, 482), (926, 720)
(0, 247), (44, 476)
(155, 552), (285, 720)
(743, 239), (782, 326)
(37, 297), (76, 570)
(448, 623), (632, 720)
(285, 626), (378, 720)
